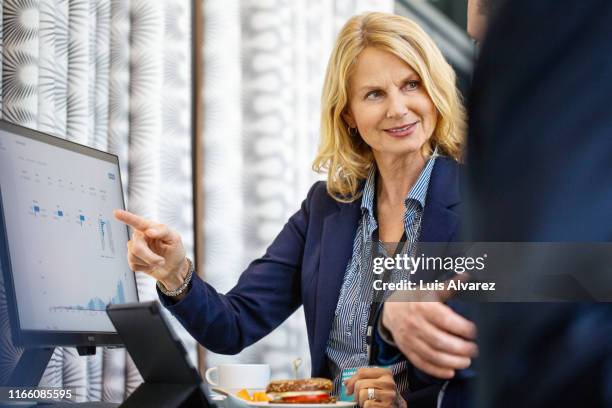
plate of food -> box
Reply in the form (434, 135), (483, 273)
(226, 378), (356, 408)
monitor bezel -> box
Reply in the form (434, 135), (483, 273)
(0, 119), (139, 348)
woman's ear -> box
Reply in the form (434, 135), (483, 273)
(342, 110), (356, 129)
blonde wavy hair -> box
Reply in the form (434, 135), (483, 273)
(312, 12), (466, 202)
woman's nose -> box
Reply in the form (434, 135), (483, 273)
(386, 93), (409, 119)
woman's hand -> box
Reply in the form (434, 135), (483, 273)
(345, 368), (405, 408)
(114, 209), (188, 291)
(382, 300), (477, 379)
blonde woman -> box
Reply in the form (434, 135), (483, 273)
(116, 12), (472, 407)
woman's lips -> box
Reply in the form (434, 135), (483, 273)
(384, 121), (418, 137)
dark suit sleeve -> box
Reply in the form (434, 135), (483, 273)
(371, 305), (444, 407)
(371, 305), (402, 365)
(158, 182), (322, 354)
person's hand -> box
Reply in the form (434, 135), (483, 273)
(344, 367), (405, 408)
(382, 282), (478, 379)
(114, 209), (188, 291)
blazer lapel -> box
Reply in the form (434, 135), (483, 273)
(312, 199), (361, 376)
(420, 157), (461, 243)
(420, 202), (459, 243)
(418, 158), (462, 282)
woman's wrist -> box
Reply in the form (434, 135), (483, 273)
(157, 258), (193, 298)
(159, 258), (190, 290)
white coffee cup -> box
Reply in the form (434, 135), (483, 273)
(205, 364), (270, 392)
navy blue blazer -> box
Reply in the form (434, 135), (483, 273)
(161, 156), (461, 382)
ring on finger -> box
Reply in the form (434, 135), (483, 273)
(367, 388), (375, 401)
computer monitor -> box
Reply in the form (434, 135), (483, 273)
(0, 120), (139, 348)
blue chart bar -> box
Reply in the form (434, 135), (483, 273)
(51, 278), (127, 312)
(99, 219), (106, 251)
(111, 279), (126, 304)
(98, 218), (115, 254)
(86, 298), (106, 311)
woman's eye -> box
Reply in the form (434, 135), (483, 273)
(404, 80), (420, 90)
(365, 90), (382, 100)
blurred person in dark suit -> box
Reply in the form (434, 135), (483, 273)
(376, 0), (612, 407)
(468, 0), (612, 407)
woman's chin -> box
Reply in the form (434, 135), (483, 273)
(374, 143), (426, 160)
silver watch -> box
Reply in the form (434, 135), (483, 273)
(157, 257), (194, 297)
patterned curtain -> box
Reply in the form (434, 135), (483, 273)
(0, 0), (194, 403)
(201, 0), (393, 379)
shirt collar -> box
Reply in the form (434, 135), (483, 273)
(360, 148), (439, 217)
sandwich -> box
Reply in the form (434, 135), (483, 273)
(266, 378), (334, 404)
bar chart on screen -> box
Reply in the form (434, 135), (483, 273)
(26, 199), (117, 257)
(49, 274), (127, 315)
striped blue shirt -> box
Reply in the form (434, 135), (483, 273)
(325, 153), (438, 396)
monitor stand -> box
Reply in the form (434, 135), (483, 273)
(6, 346), (96, 387)
(4, 340), (203, 407)
(6, 347), (55, 387)
(4, 347), (122, 408)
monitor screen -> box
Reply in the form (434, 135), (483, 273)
(0, 121), (138, 345)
